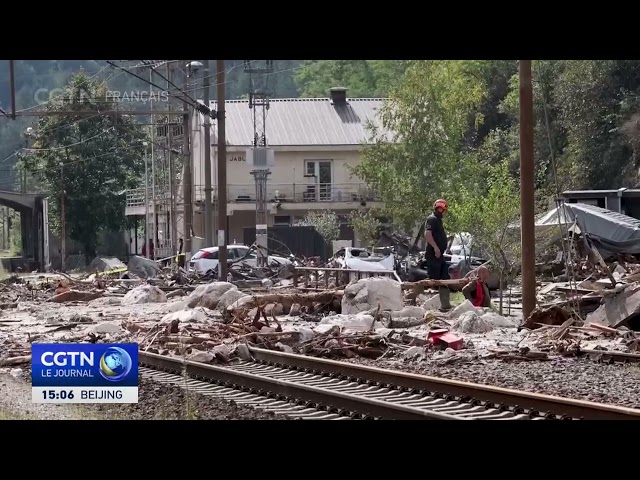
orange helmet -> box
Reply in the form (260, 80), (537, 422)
(434, 199), (448, 212)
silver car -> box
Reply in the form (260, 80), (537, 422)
(189, 244), (291, 274)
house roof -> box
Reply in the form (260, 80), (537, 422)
(208, 97), (389, 147)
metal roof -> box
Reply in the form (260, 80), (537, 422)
(208, 97), (390, 147)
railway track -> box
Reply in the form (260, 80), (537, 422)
(138, 348), (640, 420)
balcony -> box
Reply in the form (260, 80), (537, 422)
(125, 187), (172, 216)
(125, 183), (382, 216)
(199, 183), (381, 204)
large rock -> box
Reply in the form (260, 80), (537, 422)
(186, 282), (237, 310)
(452, 311), (493, 333)
(88, 256), (127, 273)
(216, 288), (247, 312)
(128, 255), (161, 279)
(122, 285), (167, 305)
(448, 300), (484, 319)
(341, 277), (403, 315)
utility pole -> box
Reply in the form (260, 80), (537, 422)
(167, 63), (177, 255)
(9, 60), (16, 119)
(150, 69), (157, 260)
(144, 142), (150, 259)
(216, 60), (228, 281)
(519, 60), (536, 320)
(203, 60), (213, 247)
(60, 162), (66, 272)
(183, 61), (193, 261)
(244, 60), (274, 267)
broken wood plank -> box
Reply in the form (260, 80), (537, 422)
(0, 355), (31, 366)
(227, 290), (343, 315)
(401, 278), (469, 290)
(48, 290), (104, 303)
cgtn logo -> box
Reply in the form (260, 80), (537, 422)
(39, 346), (132, 381)
(31, 343), (139, 404)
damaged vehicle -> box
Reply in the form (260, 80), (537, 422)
(331, 247), (400, 282)
(189, 244), (292, 275)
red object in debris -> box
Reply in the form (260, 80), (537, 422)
(427, 330), (464, 350)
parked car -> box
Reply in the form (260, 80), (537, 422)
(189, 244), (291, 274)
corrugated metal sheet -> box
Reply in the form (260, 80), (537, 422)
(210, 98), (389, 146)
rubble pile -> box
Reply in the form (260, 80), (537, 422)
(4, 235), (640, 373)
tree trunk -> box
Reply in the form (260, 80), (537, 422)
(84, 242), (96, 266)
(499, 270), (504, 316)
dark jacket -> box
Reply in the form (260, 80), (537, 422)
(425, 210), (447, 259)
(462, 280), (491, 308)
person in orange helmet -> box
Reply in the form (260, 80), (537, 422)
(424, 199), (452, 311)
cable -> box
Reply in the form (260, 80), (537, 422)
(22, 127), (113, 152)
(536, 61), (582, 318)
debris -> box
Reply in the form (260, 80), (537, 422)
(166, 289), (186, 299)
(403, 346), (426, 360)
(453, 312), (493, 333)
(448, 300), (484, 320)
(342, 277), (402, 314)
(216, 288), (247, 312)
(227, 290), (343, 318)
(161, 309), (208, 324)
(585, 284), (640, 329)
(187, 351), (214, 363)
(319, 313), (379, 332)
(422, 294), (441, 310)
(121, 285), (167, 305)
(480, 312), (519, 328)
(127, 255), (162, 279)
(0, 355), (31, 367)
(88, 256), (127, 273)
(236, 344), (252, 360)
(49, 290), (103, 303)
(91, 322), (123, 335)
(521, 305), (573, 331)
(186, 282), (237, 310)
(428, 330), (464, 350)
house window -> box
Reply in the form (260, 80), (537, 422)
(273, 215), (291, 226)
(305, 161), (316, 177)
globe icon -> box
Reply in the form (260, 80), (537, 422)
(99, 347), (132, 382)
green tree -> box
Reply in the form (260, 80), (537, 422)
(453, 158), (521, 314)
(352, 60), (487, 231)
(298, 211), (340, 246)
(349, 209), (381, 249)
(21, 73), (147, 264)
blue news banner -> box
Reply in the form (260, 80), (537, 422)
(31, 343), (139, 404)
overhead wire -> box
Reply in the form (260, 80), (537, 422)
(536, 60), (582, 318)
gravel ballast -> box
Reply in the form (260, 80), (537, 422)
(344, 356), (640, 409)
(1, 368), (290, 420)
(92, 376), (291, 420)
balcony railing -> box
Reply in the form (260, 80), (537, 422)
(126, 183), (382, 210)
(204, 183), (380, 203)
(126, 187), (173, 209)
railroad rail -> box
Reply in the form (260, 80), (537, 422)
(138, 348), (640, 420)
(580, 348), (640, 363)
